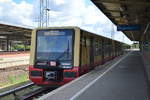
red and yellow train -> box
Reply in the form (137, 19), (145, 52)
(29, 27), (127, 86)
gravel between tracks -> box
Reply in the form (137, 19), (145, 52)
(0, 67), (28, 89)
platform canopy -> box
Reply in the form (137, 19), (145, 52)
(91, 0), (150, 41)
(0, 22), (33, 42)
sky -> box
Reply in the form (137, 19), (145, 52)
(0, 0), (133, 44)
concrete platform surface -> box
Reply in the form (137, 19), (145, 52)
(38, 51), (150, 100)
(0, 52), (29, 68)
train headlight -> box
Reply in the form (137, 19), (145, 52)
(61, 62), (72, 69)
(62, 66), (72, 69)
(30, 71), (42, 76)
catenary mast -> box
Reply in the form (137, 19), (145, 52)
(39, 0), (50, 27)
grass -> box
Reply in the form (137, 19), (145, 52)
(0, 73), (29, 89)
(8, 74), (28, 84)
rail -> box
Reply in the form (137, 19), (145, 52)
(0, 82), (34, 99)
(0, 82), (57, 100)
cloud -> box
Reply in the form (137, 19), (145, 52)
(45, 0), (113, 34)
(45, 0), (132, 44)
(114, 31), (133, 44)
(0, 0), (35, 26)
(0, 0), (132, 44)
(47, 0), (109, 25)
(55, 0), (66, 5)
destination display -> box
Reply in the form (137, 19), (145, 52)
(117, 24), (141, 31)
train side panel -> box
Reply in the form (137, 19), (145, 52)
(79, 30), (104, 75)
(29, 29), (36, 66)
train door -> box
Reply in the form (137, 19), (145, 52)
(80, 31), (85, 74)
(108, 40), (111, 59)
(89, 38), (94, 69)
(101, 38), (104, 64)
(80, 31), (90, 74)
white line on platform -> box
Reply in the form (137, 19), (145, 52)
(70, 52), (131, 100)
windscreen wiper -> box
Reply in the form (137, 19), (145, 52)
(56, 40), (70, 60)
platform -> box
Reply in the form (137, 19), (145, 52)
(0, 52), (29, 68)
(38, 51), (150, 100)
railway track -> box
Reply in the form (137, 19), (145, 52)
(21, 87), (57, 100)
(0, 82), (57, 100)
(0, 65), (28, 72)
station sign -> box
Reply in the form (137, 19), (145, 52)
(117, 24), (141, 31)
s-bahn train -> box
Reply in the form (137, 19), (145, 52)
(29, 27), (128, 86)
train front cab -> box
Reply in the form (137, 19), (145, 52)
(29, 27), (81, 86)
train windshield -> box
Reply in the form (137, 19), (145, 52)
(36, 29), (74, 61)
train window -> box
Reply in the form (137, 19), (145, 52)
(36, 29), (74, 61)
(81, 35), (86, 46)
(81, 34), (89, 47)
(86, 38), (90, 46)
(105, 39), (109, 57)
(84, 37), (87, 47)
(94, 40), (99, 56)
(98, 40), (102, 55)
